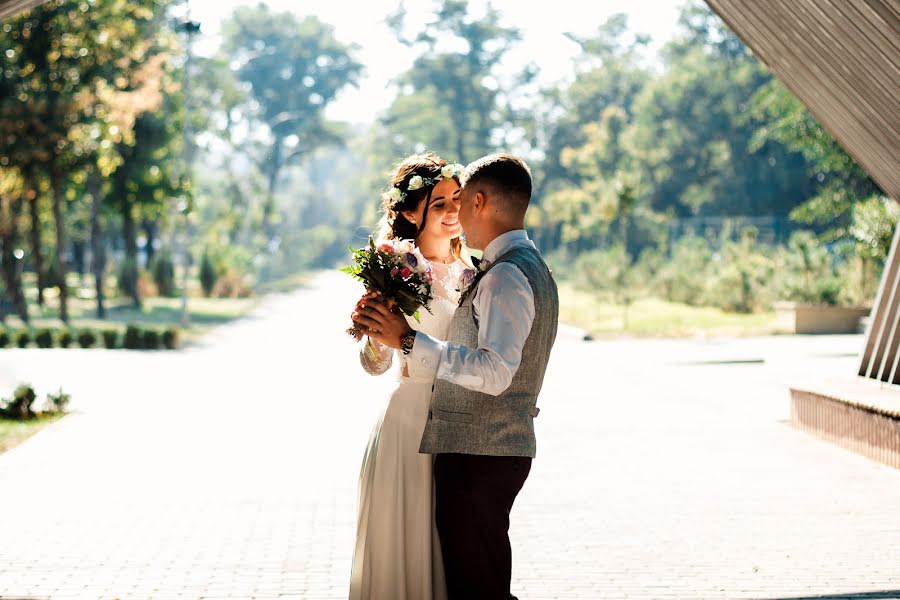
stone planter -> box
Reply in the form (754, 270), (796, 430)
(775, 301), (871, 334)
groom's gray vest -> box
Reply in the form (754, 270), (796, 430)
(419, 245), (559, 458)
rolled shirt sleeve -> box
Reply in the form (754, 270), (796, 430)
(407, 262), (536, 396)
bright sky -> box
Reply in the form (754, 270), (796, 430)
(186, 0), (685, 124)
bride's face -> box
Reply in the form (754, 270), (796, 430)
(408, 178), (462, 242)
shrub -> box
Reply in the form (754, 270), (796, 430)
(573, 245), (636, 304)
(142, 328), (160, 350)
(14, 330), (30, 348)
(136, 270), (158, 299)
(123, 325), (143, 350)
(212, 269), (253, 298)
(0, 328), (9, 348)
(151, 249), (176, 297)
(35, 328), (54, 349)
(0, 384), (37, 420)
(117, 258), (139, 298)
(199, 250), (218, 297)
(102, 329), (118, 349)
(45, 388), (71, 413)
(77, 329), (97, 348)
(654, 236), (714, 306)
(706, 228), (774, 313)
(781, 231), (839, 305)
(162, 327), (180, 350)
(57, 328), (73, 349)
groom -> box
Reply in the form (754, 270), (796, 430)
(360, 153), (559, 600)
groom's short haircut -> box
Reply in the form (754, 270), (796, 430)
(461, 153), (532, 217)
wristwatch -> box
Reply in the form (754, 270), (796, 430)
(400, 331), (416, 355)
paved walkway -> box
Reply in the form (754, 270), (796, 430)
(1, 271), (899, 599)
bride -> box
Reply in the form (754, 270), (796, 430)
(348, 152), (472, 600)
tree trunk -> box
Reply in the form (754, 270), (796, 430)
(455, 125), (466, 167)
(262, 137), (284, 245)
(0, 195), (29, 323)
(49, 163), (69, 323)
(121, 197), (141, 308)
(143, 219), (157, 267)
(72, 239), (86, 285)
(26, 169), (46, 307)
(88, 169), (106, 319)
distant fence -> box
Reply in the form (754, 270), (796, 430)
(667, 215), (797, 248)
(535, 215), (803, 258)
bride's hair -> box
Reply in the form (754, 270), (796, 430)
(377, 152), (463, 258)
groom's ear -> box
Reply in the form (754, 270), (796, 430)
(473, 191), (485, 214)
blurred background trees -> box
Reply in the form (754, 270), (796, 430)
(0, 0), (893, 331)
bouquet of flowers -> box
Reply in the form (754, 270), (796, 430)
(340, 236), (434, 339)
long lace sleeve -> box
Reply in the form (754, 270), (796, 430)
(359, 335), (394, 376)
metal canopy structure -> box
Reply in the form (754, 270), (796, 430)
(0, 0), (43, 20)
(704, 0), (900, 202)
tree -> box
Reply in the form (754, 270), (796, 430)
(536, 14), (650, 199)
(383, 0), (531, 163)
(0, 0), (175, 321)
(750, 79), (882, 241)
(0, 167), (29, 321)
(222, 6), (362, 242)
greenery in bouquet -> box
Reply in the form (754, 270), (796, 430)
(340, 237), (434, 339)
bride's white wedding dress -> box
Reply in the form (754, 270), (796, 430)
(349, 258), (470, 600)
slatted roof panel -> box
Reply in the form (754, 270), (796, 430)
(0, 0), (44, 20)
(705, 0), (900, 202)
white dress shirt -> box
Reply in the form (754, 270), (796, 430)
(407, 229), (537, 396)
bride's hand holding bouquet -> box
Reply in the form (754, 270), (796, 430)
(342, 236), (434, 341)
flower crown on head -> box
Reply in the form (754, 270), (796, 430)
(385, 162), (465, 206)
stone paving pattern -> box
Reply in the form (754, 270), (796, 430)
(1, 272), (899, 599)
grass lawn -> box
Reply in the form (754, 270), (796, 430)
(558, 282), (789, 338)
(255, 270), (312, 294)
(7, 292), (258, 345)
(0, 414), (66, 454)
(3, 269), (310, 345)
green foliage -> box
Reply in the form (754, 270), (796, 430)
(848, 196), (900, 263)
(102, 329), (118, 349)
(221, 5), (363, 240)
(123, 325), (143, 350)
(45, 388), (70, 413)
(0, 383), (70, 421)
(199, 250), (218, 297)
(654, 236), (714, 306)
(151, 249), (176, 297)
(77, 329), (97, 348)
(117, 259), (140, 299)
(0, 384), (37, 420)
(379, 0), (530, 166)
(0, 328), (9, 348)
(0, 0), (179, 322)
(14, 330), (30, 348)
(57, 328), (73, 348)
(141, 328), (160, 350)
(35, 328), (54, 349)
(212, 270), (253, 299)
(162, 327), (179, 350)
(706, 228), (774, 313)
(778, 231), (841, 306)
(573, 244), (638, 303)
